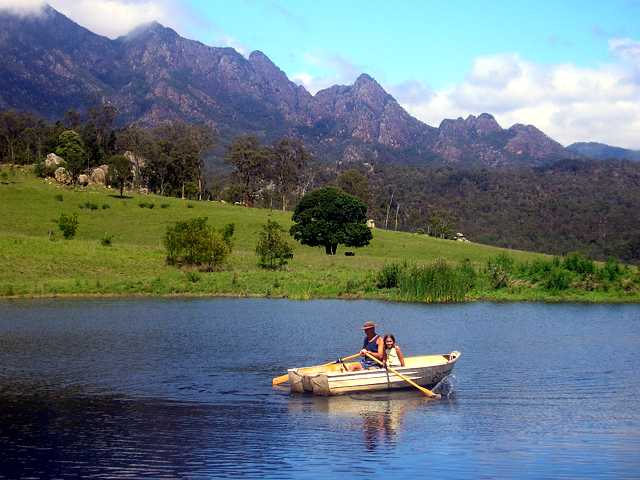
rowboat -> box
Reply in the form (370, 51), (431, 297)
(288, 351), (460, 396)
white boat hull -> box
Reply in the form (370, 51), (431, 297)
(288, 351), (460, 396)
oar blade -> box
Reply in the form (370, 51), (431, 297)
(272, 374), (289, 385)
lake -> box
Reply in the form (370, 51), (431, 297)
(0, 298), (639, 479)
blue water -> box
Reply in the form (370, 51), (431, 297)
(0, 299), (639, 478)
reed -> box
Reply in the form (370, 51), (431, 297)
(397, 259), (473, 302)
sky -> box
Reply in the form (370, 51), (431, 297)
(2, 0), (640, 149)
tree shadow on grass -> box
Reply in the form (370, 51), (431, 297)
(108, 194), (133, 199)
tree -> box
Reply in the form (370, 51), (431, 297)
(256, 220), (294, 269)
(108, 154), (132, 198)
(426, 208), (455, 239)
(270, 138), (309, 211)
(225, 135), (269, 207)
(55, 130), (86, 181)
(164, 217), (234, 271)
(151, 122), (214, 199)
(336, 169), (369, 204)
(290, 187), (373, 255)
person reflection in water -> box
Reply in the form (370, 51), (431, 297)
(383, 334), (405, 367)
(349, 321), (383, 371)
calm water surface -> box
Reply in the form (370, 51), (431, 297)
(0, 299), (639, 479)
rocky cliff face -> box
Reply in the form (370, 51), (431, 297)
(0, 5), (576, 167)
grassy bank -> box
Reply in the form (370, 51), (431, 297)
(1, 166), (638, 302)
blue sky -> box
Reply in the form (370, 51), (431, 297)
(189, 0), (639, 89)
(6, 0), (640, 148)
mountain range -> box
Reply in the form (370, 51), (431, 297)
(0, 4), (594, 167)
(567, 142), (640, 162)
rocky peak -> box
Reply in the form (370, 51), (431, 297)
(121, 21), (179, 44)
(249, 50), (290, 85)
(474, 113), (502, 136)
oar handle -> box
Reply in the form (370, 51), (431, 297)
(364, 352), (440, 399)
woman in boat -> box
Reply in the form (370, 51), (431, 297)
(349, 321), (384, 371)
(383, 334), (405, 367)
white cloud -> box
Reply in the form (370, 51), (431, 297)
(49, 0), (178, 38)
(609, 37), (640, 63)
(0, 0), (218, 40)
(216, 34), (249, 57)
(399, 47), (640, 149)
(0, 0), (45, 14)
(291, 52), (363, 94)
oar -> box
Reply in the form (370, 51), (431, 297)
(364, 351), (441, 399)
(272, 353), (361, 386)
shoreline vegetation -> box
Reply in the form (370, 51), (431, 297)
(1, 167), (639, 304)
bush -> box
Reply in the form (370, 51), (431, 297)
(57, 213), (79, 239)
(79, 201), (98, 210)
(599, 257), (623, 282)
(54, 194), (64, 202)
(544, 267), (571, 291)
(187, 203), (194, 208)
(485, 254), (514, 289)
(376, 262), (402, 289)
(138, 202), (155, 209)
(100, 234), (113, 246)
(161, 203), (170, 209)
(164, 217), (234, 270)
(563, 252), (595, 275)
(185, 271), (201, 283)
(101, 203), (110, 210)
(255, 220), (294, 269)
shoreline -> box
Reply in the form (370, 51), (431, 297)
(1, 290), (639, 304)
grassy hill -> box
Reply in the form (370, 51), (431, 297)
(0, 166), (637, 302)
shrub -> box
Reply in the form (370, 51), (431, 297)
(100, 234), (113, 246)
(33, 161), (45, 178)
(544, 267), (571, 291)
(138, 202), (155, 209)
(79, 201), (98, 210)
(519, 258), (554, 282)
(255, 220), (294, 269)
(376, 262), (402, 289)
(164, 217), (234, 270)
(54, 194), (64, 202)
(187, 203), (194, 208)
(101, 204), (110, 210)
(563, 252), (595, 275)
(161, 203), (170, 209)
(599, 257), (623, 282)
(485, 256), (512, 289)
(1, 171), (9, 184)
(57, 213), (79, 239)
(185, 271), (201, 283)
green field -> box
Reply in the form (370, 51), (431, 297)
(0, 166), (638, 302)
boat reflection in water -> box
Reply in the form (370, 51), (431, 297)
(288, 386), (452, 451)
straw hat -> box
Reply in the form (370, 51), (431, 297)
(361, 321), (376, 330)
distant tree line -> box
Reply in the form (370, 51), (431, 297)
(3, 107), (640, 263)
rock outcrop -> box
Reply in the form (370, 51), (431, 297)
(54, 166), (70, 184)
(90, 165), (109, 185)
(45, 153), (65, 170)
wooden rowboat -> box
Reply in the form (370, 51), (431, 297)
(288, 351), (460, 396)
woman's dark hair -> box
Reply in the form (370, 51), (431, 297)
(383, 334), (396, 345)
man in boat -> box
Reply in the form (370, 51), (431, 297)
(349, 321), (384, 370)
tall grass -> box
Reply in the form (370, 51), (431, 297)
(397, 259), (474, 302)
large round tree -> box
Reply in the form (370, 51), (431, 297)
(290, 187), (372, 255)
